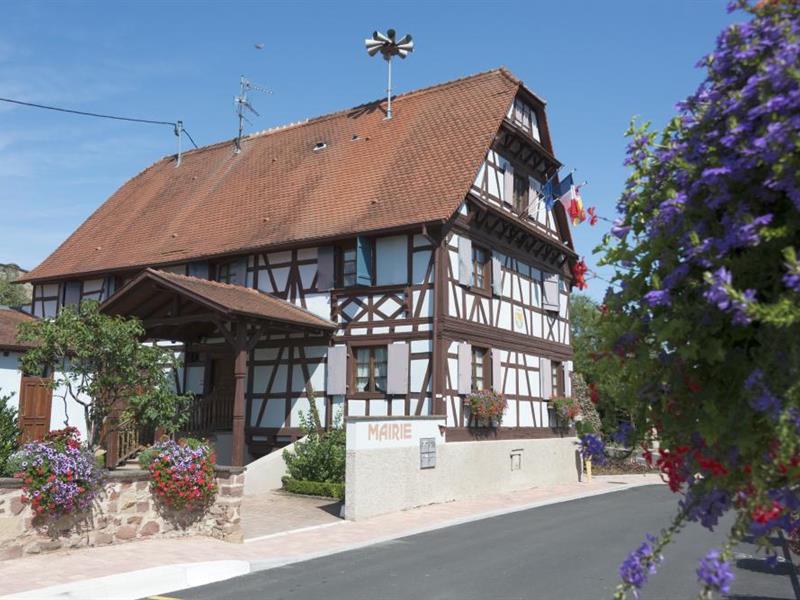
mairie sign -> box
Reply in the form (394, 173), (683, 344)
(345, 417), (446, 451)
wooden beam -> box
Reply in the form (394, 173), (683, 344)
(143, 312), (220, 328)
(231, 342), (248, 467)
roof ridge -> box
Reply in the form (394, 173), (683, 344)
(151, 67), (514, 163)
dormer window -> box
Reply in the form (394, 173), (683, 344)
(510, 98), (541, 142)
(313, 141), (327, 151)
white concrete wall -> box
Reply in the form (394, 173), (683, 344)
(345, 421), (580, 520)
(243, 437), (304, 495)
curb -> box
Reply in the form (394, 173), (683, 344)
(5, 477), (663, 600)
(1, 560), (251, 600)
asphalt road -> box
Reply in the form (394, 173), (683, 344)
(177, 485), (799, 600)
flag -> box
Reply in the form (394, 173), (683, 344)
(542, 179), (556, 210)
(554, 173), (574, 199)
(568, 185), (586, 225)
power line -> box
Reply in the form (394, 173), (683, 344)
(0, 96), (198, 149)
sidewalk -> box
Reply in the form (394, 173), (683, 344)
(0, 474), (662, 599)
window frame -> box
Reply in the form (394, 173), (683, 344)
(471, 244), (491, 294)
(351, 345), (388, 397)
(337, 240), (358, 288)
(552, 360), (565, 397)
(471, 346), (490, 392)
(214, 261), (234, 284)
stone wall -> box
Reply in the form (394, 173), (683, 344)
(0, 467), (244, 560)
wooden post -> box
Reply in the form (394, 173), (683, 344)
(231, 345), (248, 467)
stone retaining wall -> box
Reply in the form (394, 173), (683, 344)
(0, 467), (244, 560)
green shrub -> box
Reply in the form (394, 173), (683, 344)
(283, 386), (344, 483)
(0, 391), (19, 477)
(282, 476), (344, 500)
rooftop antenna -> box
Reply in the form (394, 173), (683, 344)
(234, 75), (271, 153)
(364, 29), (414, 120)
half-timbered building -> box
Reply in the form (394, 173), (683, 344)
(18, 68), (577, 466)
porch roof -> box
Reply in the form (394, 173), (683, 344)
(0, 307), (37, 352)
(101, 268), (336, 342)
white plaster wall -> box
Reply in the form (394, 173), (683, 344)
(243, 437), (306, 494)
(0, 352), (22, 407)
(345, 436), (580, 521)
(50, 371), (90, 439)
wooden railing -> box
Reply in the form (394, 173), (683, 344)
(105, 422), (155, 469)
(188, 393), (233, 434)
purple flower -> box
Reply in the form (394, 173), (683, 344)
(579, 434), (606, 465)
(703, 267), (754, 324)
(682, 488), (730, 530)
(643, 289), (671, 307)
(744, 369), (782, 417)
(611, 221), (632, 240)
(611, 422), (634, 447)
(697, 549), (734, 595)
(619, 534), (662, 595)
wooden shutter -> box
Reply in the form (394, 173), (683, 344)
(540, 357), (552, 400)
(386, 342), (409, 395)
(326, 346), (347, 395)
(542, 272), (560, 312)
(491, 252), (502, 296)
(564, 361), (573, 397)
(230, 257), (248, 286)
(188, 261), (209, 279)
(528, 177), (541, 218)
(491, 348), (503, 393)
(503, 162), (514, 205)
(356, 236), (373, 286)
(317, 246), (335, 290)
(457, 342), (472, 395)
(457, 236), (472, 287)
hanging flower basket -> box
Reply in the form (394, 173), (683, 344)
(465, 390), (507, 428)
(551, 396), (582, 430)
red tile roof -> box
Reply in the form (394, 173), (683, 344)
(23, 69), (527, 283)
(103, 269), (336, 331)
(0, 307), (37, 351)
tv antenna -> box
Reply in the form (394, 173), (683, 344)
(364, 29), (414, 120)
(234, 75), (271, 153)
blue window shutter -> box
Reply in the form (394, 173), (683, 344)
(317, 246), (335, 290)
(356, 236), (373, 286)
(63, 281), (81, 307)
(230, 257), (248, 286)
(491, 252), (502, 296)
(188, 261), (210, 279)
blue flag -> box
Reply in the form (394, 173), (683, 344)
(542, 180), (556, 210)
(554, 173), (574, 199)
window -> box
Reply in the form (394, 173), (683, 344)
(472, 346), (488, 391)
(215, 262), (233, 284)
(513, 173), (528, 212)
(472, 246), (490, 291)
(354, 346), (387, 393)
(552, 360), (564, 397)
(339, 241), (357, 287)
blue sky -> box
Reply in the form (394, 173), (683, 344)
(0, 1), (736, 300)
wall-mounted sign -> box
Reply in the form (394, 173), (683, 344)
(420, 437), (436, 469)
(513, 306), (525, 331)
(346, 417), (446, 451)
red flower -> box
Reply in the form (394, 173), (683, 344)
(588, 383), (600, 405)
(588, 206), (599, 226)
(571, 258), (589, 290)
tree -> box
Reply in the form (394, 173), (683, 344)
(570, 294), (624, 429)
(0, 392), (19, 476)
(0, 277), (28, 307)
(586, 2), (800, 598)
(17, 301), (192, 449)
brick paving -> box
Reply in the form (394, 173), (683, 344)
(240, 492), (342, 540)
(0, 474), (662, 596)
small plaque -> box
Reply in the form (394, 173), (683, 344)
(420, 437), (436, 469)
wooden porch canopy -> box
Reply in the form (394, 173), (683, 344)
(101, 268), (336, 465)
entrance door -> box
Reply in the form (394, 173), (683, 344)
(18, 376), (53, 442)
